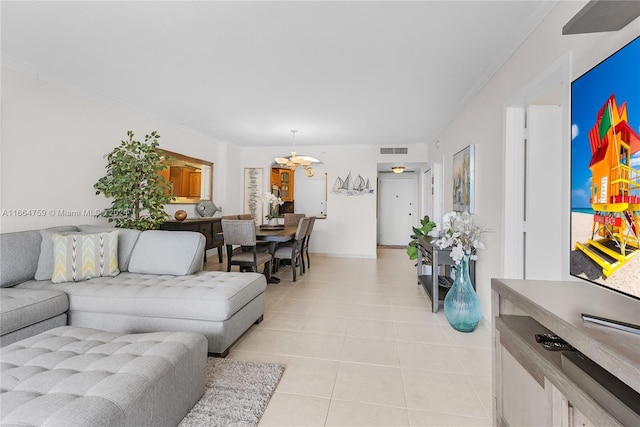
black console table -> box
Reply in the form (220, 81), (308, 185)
(160, 217), (223, 263)
(417, 235), (476, 313)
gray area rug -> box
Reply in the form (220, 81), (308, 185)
(179, 357), (285, 427)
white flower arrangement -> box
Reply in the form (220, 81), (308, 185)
(261, 192), (284, 219)
(430, 211), (488, 264)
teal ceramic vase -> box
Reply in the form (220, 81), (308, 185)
(444, 255), (482, 332)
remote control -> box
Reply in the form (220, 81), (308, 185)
(438, 276), (453, 288)
(540, 340), (575, 351)
(535, 333), (564, 343)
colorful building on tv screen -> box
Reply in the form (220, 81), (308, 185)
(575, 94), (640, 278)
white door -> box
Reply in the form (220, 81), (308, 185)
(503, 54), (569, 280)
(378, 174), (418, 246)
(525, 105), (563, 279)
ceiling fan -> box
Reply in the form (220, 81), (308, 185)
(563, 0), (640, 35)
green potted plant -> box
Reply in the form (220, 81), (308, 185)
(94, 130), (174, 231)
(406, 215), (436, 260)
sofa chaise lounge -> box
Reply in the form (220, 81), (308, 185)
(0, 224), (267, 357)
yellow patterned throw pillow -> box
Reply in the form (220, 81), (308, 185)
(52, 231), (119, 283)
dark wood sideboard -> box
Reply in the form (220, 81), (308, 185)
(159, 217), (223, 263)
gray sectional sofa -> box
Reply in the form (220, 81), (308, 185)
(0, 224), (267, 356)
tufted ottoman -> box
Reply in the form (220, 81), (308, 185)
(0, 326), (207, 427)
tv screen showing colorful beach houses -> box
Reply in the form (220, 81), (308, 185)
(570, 36), (640, 300)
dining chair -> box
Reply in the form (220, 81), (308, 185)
(301, 216), (316, 273)
(283, 213), (305, 227)
(221, 219), (272, 281)
(273, 217), (310, 281)
(236, 213), (272, 252)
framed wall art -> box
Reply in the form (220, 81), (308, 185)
(452, 144), (475, 213)
(244, 168), (263, 224)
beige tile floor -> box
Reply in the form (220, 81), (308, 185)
(204, 247), (493, 426)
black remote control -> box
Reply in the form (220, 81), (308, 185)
(540, 340), (575, 351)
(438, 276), (453, 288)
(535, 333), (564, 343)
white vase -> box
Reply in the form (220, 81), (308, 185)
(268, 204), (279, 225)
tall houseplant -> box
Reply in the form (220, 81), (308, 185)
(94, 130), (174, 231)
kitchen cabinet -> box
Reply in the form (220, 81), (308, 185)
(271, 168), (295, 202)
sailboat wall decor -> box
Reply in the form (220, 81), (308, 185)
(332, 172), (375, 196)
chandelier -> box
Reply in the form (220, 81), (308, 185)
(275, 130), (312, 171)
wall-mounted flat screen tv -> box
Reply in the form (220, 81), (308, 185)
(571, 36), (640, 301)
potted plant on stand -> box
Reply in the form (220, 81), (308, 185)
(406, 215), (436, 261)
(94, 130), (174, 231)
(430, 211), (488, 332)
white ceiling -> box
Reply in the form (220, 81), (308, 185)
(1, 1), (556, 148)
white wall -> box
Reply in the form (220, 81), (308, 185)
(0, 66), (429, 259)
(241, 145), (378, 258)
(429, 1), (640, 319)
(0, 68), (223, 232)
(238, 144), (428, 258)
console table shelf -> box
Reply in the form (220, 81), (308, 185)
(417, 235), (475, 313)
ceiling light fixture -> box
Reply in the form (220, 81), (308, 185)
(391, 166), (405, 174)
(275, 130), (312, 171)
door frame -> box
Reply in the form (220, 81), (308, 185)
(503, 51), (572, 280)
(422, 168), (433, 220)
(432, 159), (444, 224)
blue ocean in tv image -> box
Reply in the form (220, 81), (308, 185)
(570, 36), (640, 301)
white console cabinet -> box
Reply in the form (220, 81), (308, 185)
(492, 278), (639, 427)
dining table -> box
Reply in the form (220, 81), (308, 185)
(255, 225), (298, 283)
